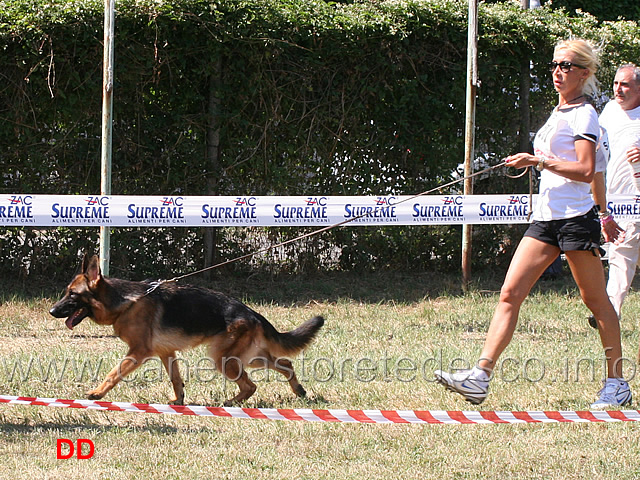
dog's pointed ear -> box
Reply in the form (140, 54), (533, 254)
(81, 253), (90, 273)
(85, 255), (102, 285)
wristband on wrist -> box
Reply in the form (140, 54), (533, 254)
(599, 213), (614, 226)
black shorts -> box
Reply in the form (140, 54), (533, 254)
(523, 208), (601, 253)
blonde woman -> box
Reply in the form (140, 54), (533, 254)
(435, 39), (632, 409)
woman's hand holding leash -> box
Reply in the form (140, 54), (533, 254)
(506, 153), (539, 170)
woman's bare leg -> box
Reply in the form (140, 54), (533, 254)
(478, 237), (562, 372)
(564, 250), (623, 378)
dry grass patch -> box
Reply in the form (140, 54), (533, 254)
(1, 271), (640, 479)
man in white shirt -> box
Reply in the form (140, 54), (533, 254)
(598, 64), (640, 322)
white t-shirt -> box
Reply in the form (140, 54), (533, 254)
(531, 102), (599, 221)
(600, 101), (640, 196)
(596, 127), (609, 173)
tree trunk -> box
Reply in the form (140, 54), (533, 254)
(204, 58), (222, 277)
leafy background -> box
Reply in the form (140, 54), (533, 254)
(1, 0), (639, 281)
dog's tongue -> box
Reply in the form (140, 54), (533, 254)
(65, 308), (88, 330)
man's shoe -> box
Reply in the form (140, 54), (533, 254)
(587, 314), (598, 329)
(590, 378), (632, 409)
(434, 368), (489, 405)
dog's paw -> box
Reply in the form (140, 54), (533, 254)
(86, 390), (104, 400)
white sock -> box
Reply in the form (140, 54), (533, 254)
(472, 366), (490, 381)
(607, 377), (628, 386)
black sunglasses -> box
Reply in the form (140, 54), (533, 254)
(548, 61), (587, 73)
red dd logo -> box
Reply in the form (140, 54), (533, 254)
(56, 439), (95, 459)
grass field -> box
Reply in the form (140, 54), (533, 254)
(1, 269), (640, 479)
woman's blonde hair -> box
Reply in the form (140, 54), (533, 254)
(554, 39), (600, 97)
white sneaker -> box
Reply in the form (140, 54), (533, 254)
(434, 367), (489, 405)
(590, 379), (632, 409)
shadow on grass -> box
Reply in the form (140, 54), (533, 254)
(0, 267), (596, 306)
(214, 269), (585, 305)
(1, 270), (472, 305)
(0, 393), (332, 433)
(0, 414), (182, 435)
(229, 394), (331, 410)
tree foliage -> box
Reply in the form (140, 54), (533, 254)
(543, 0), (640, 22)
(0, 0), (639, 280)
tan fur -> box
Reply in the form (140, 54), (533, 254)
(50, 255), (323, 406)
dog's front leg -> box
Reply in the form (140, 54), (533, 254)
(87, 351), (149, 400)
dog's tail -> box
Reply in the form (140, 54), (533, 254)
(267, 316), (325, 358)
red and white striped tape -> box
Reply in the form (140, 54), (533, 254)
(1, 395), (639, 424)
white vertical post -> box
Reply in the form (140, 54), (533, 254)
(461, 0), (478, 289)
(100, 0), (115, 276)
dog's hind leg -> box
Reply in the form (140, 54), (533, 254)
(87, 349), (151, 400)
(217, 355), (257, 406)
(271, 357), (306, 398)
(161, 353), (185, 405)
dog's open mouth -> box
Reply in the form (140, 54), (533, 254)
(65, 307), (89, 330)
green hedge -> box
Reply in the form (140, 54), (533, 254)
(544, 0), (640, 22)
(1, 1), (639, 280)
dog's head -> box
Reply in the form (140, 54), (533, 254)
(50, 254), (102, 330)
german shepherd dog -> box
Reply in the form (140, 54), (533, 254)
(50, 255), (324, 406)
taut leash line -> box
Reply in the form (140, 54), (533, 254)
(146, 160), (518, 293)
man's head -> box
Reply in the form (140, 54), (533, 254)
(613, 64), (640, 111)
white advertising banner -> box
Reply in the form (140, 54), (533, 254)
(0, 194), (637, 227)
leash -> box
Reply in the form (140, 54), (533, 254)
(504, 162), (534, 221)
(146, 160), (529, 294)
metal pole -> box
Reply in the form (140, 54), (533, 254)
(519, 0), (531, 153)
(462, 0), (478, 290)
(99, 0), (115, 276)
